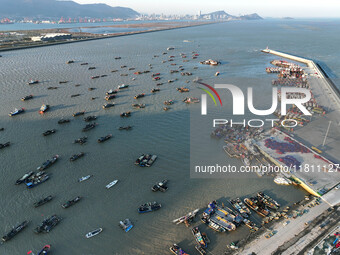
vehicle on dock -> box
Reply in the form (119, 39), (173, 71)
(119, 219), (133, 232)
(82, 123), (97, 132)
(132, 103), (145, 108)
(37, 155), (59, 171)
(192, 227), (208, 248)
(138, 201), (161, 213)
(118, 84), (129, 89)
(134, 93), (145, 99)
(74, 136), (87, 145)
(73, 111), (85, 117)
(0, 142), (11, 150)
(106, 180), (118, 189)
(230, 198), (251, 218)
(257, 192), (280, 210)
(78, 175), (92, 182)
(62, 196), (81, 208)
(2, 221), (28, 242)
(97, 134), (112, 143)
(85, 228), (102, 238)
(311, 146), (322, 154)
(21, 95), (33, 101)
(84, 116), (97, 122)
(70, 152), (85, 161)
(173, 209), (199, 226)
(34, 215), (61, 233)
(39, 104), (50, 114)
(8, 108), (25, 117)
(28, 80), (39, 85)
(120, 111), (131, 117)
(152, 180), (168, 192)
(58, 119), (70, 124)
(43, 129), (56, 136)
(102, 103), (115, 109)
(119, 126), (132, 131)
(170, 244), (189, 255)
(135, 154), (157, 167)
(15, 171), (34, 185)
(34, 195), (53, 208)
(244, 197), (270, 217)
(38, 244), (51, 255)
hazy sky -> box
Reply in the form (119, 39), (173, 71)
(73, 0), (340, 17)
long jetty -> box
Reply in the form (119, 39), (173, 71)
(262, 48), (340, 109)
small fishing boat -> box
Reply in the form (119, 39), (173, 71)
(118, 84), (129, 89)
(8, 108), (25, 117)
(119, 219), (133, 232)
(39, 104), (50, 114)
(106, 180), (118, 189)
(78, 175), (92, 182)
(38, 244), (51, 255)
(21, 95), (33, 101)
(85, 228), (102, 238)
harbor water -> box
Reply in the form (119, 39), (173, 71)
(0, 19), (340, 254)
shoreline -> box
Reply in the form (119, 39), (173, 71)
(0, 21), (219, 53)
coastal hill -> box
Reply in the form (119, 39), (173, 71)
(205, 10), (263, 20)
(0, 0), (139, 19)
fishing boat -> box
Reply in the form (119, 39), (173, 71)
(118, 126), (132, 131)
(102, 103), (115, 109)
(34, 215), (61, 233)
(66, 60), (74, 64)
(132, 103), (145, 109)
(172, 209), (199, 226)
(34, 196), (53, 208)
(257, 192), (280, 210)
(134, 93), (145, 99)
(135, 154), (157, 167)
(26, 174), (49, 189)
(106, 89), (118, 95)
(43, 129), (56, 136)
(74, 136), (87, 145)
(215, 72), (220, 76)
(1, 221), (28, 242)
(106, 180), (118, 189)
(15, 171), (34, 185)
(151, 180), (168, 192)
(38, 244), (51, 255)
(73, 111), (85, 117)
(119, 219), (133, 232)
(21, 95), (33, 101)
(85, 228), (102, 238)
(244, 197), (270, 217)
(78, 175), (92, 182)
(0, 142), (10, 149)
(58, 118), (70, 124)
(62, 196), (81, 208)
(164, 100), (174, 105)
(120, 111), (131, 117)
(118, 84), (129, 89)
(97, 134), (112, 143)
(138, 202), (161, 213)
(8, 108), (25, 116)
(28, 80), (39, 85)
(82, 123), (97, 132)
(170, 244), (189, 255)
(230, 198), (251, 218)
(84, 116), (97, 122)
(37, 155), (59, 171)
(105, 95), (116, 101)
(192, 227), (208, 248)
(39, 104), (50, 114)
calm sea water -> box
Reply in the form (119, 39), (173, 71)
(0, 19), (339, 255)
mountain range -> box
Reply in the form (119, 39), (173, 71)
(0, 0), (139, 19)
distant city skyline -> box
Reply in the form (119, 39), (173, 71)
(73, 0), (340, 18)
